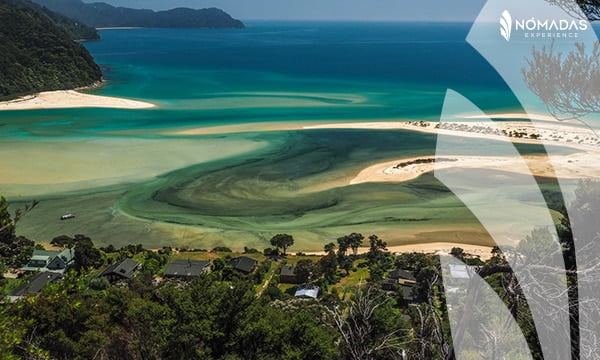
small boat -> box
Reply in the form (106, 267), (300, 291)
(60, 214), (76, 220)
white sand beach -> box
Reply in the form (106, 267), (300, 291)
(349, 152), (600, 185)
(303, 119), (600, 148)
(0, 90), (155, 110)
(302, 119), (600, 184)
(306, 242), (494, 260)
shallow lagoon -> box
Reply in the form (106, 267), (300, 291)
(1, 23), (567, 250)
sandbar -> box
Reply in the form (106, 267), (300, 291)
(0, 90), (155, 111)
(301, 119), (600, 184)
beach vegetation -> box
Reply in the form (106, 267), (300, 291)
(270, 233), (294, 255)
(212, 246), (233, 253)
(0, 0), (102, 100)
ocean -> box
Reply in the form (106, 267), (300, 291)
(1, 22), (572, 250)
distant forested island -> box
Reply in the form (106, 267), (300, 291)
(0, 0), (102, 99)
(32, 0), (245, 28)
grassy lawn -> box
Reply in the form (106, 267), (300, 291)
(332, 260), (369, 296)
(283, 254), (322, 265)
(171, 251), (266, 262)
(277, 282), (297, 294)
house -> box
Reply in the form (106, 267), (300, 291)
(21, 248), (75, 274)
(388, 269), (417, 285)
(279, 265), (299, 283)
(448, 264), (472, 279)
(7, 272), (62, 302)
(382, 277), (399, 291)
(295, 284), (319, 299)
(227, 256), (257, 274)
(99, 258), (141, 282)
(164, 259), (211, 280)
(400, 284), (418, 304)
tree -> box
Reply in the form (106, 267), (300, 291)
(332, 286), (410, 360)
(348, 233), (364, 256)
(450, 247), (465, 261)
(368, 264), (385, 284)
(337, 236), (350, 260)
(545, 0), (600, 21)
(367, 235), (388, 265)
(269, 234), (294, 255)
(50, 235), (75, 248)
(319, 251), (339, 282)
(0, 197), (37, 268)
(296, 259), (321, 283)
(73, 235), (104, 271)
(324, 242), (336, 254)
(523, 42), (600, 120)
(340, 258), (353, 276)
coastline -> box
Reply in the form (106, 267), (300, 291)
(300, 119), (600, 184)
(96, 27), (144, 30)
(305, 242), (494, 260)
(349, 152), (600, 185)
(0, 89), (156, 111)
(303, 120), (600, 148)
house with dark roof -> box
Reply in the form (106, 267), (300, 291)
(21, 248), (75, 274)
(227, 256), (257, 274)
(399, 284), (418, 305)
(388, 269), (417, 285)
(295, 284), (319, 299)
(164, 259), (211, 280)
(279, 265), (299, 284)
(382, 277), (399, 291)
(7, 272), (62, 302)
(100, 258), (141, 282)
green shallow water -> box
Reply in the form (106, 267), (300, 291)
(1, 23), (571, 250)
(12, 128), (569, 250)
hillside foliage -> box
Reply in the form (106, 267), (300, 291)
(34, 0), (245, 29)
(0, 0), (102, 99)
(4, 0), (98, 40)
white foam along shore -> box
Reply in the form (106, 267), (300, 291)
(302, 118), (600, 184)
(95, 27), (143, 30)
(0, 90), (155, 111)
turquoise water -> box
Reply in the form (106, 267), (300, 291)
(1, 22), (568, 249)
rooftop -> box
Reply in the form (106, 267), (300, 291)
(10, 272), (62, 298)
(280, 265), (296, 277)
(165, 259), (210, 278)
(448, 264), (471, 279)
(100, 258), (141, 280)
(388, 269), (416, 282)
(228, 256), (257, 273)
(21, 248), (74, 274)
(295, 285), (319, 299)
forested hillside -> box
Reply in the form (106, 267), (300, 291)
(33, 0), (245, 28)
(4, 0), (98, 40)
(0, 0), (102, 99)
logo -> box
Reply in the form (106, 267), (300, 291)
(499, 9), (589, 41)
(500, 10), (512, 41)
